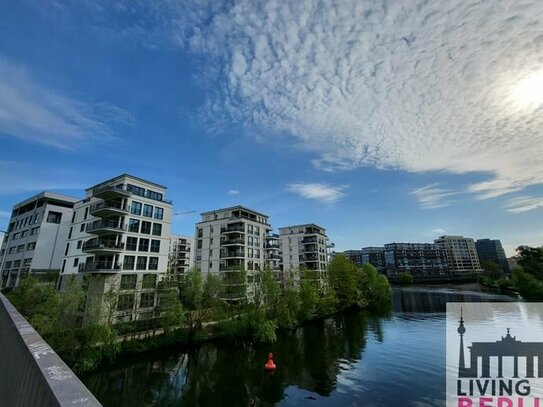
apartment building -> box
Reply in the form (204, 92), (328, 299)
(343, 250), (363, 266)
(194, 205), (272, 300)
(0, 192), (78, 288)
(278, 224), (329, 282)
(168, 234), (195, 281)
(361, 247), (388, 274)
(434, 235), (483, 274)
(475, 238), (510, 275)
(60, 174), (172, 322)
(384, 243), (449, 277)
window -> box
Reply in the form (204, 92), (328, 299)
(21, 230), (28, 238)
(117, 294), (134, 311)
(33, 213), (39, 224)
(136, 256), (147, 270)
(73, 258), (79, 267)
(120, 274), (137, 290)
(5, 261), (11, 269)
(152, 223), (162, 236)
(146, 190), (163, 201)
(14, 260), (21, 268)
(128, 219), (140, 233)
(141, 221), (152, 234)
(143, 204), (153, 218)
(150, 240), (160, 253)
(84, 207), (89, 220)
(27, 242), (36, 251)
(23, 258), (32, 267)
(197, 240), (202, 249)
(80, 223), (85, 232)
(13, 232), (20, 240)
(142, 273), (157, 288)
(127, 184), (145, 197)
(47, 211), (62, 224)
(138, 238), (149, 252)
(77, 240), (82, 249)
(139, 292), (155, 308)
(154, 207), (164, 220)
(126, 237), (138, 251)
(64, 243), (70, 256)
(131, 201), (142, 216)
(197, 228), (203, 238)
(17, 245), (24, 253)
(123, 256), (135, 270)
(31, 227), (40, 235)
(71, 211), (76, 223)
(68, 227), (73, 239)
(9, 247), (15, 254)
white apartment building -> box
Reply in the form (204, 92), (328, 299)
(279, 224), (330, 282)
(168, 234), (195, 281)
(0, 192), (78, 288)
(434, 235), (483, 274)
(195, 205), (274, 300)
(60, 174), (172, 322)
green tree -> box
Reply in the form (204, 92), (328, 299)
(298, 279), (318, 321)
(328, 255), (361, 309)
(397, 272), (414, 285)
(158, 284), (183, 335)
(358, 264), (392, 311)
(481, 261), (504, 280)
(181, 269), (204, 309)
(516, 246), (543, 280)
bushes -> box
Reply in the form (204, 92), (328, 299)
(397, 272), (414, 285)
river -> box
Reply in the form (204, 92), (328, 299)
(82, 285), (519, 406)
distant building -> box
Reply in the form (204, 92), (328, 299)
(279, 224), (329, 283)
(168, 234), (194, 281)
(343, 250), (362, 265)
(434, 235), (483, 274)
(475, 238), (510, 275)
(384, 243), (449, 277)
(361, 247), (387, 274)
(0, 192), (79, 288)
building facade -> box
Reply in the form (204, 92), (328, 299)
(194, 206), (273, 300)
(168, 234), (195, 282)
(279, 224), (329, 282)
(475, 238), (510, 275)
(343, 250), (363, 266)
(384, 243), (449, 277)
(60, 174), (172, 322)
(361, 247), (387, 274)
(434, 235), (482, 274)
(0, 192), (78, 288)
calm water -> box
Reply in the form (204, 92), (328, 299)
(82, 286), (519, 407)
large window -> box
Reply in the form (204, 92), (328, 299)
(150, 240), (160, 253)
(128, 219), (140, 233)
(123, 256), (135, 270)
(117, 294), (134, 311)
(152, 223), (162, 236)
(154, 207), (164, 220)
(139, 292), (155, 308)
(136, 256), (147, 270)
(146, 190), (163, 201)
(142, 273), (157, 288)
(46, 211), (62, 224)
(120, 274), (137, 290)
(141, 221), (152, 234)
(143, 204), (153, 218)
(127, 184), (145, 197)
(126, 237), (138, 251)
(27, 242), (36, 251)
(131, 201), (142, 216)
(148, 257), (159, 270)
(138, 238), (149, 252)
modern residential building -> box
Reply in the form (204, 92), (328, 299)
(194, 205), (272, 300)
(475, 238), (511, 275)
(434, 235), (483, 274)
(0, 192), (79, 288)
(168, 234), (195, 281)
(361, 247), (387, 274)
(384, 243), (449, 277)
(343, 250), (363, 265)
(265, 233), (282, 275)
(279, 224), (329, 282)
(59, 174), (173, 322)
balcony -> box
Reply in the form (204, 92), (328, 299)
(302, 237), (318, 244)
(92, 185), (132, 199)
(82, 239), (125, 254)
(267, 254), (281, 260)
(220, 250), (245, 259)
(78, 261), (122, 273)
(221, 225), (245, 234)
(266, 242), (280, 249)
(222, 238), (245, 246)
(90, 201), (129, 217)
(86, 220), (126, 235)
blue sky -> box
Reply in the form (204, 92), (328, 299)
(1, 0), (542, 255)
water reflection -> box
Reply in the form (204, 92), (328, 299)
(83, 286), (518, 407)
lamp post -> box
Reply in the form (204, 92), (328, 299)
(0, 230), (10, 288)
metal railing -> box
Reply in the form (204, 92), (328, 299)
(86, 220), (126, 232)
(82, 240), (125, 251)
(220, 250), (245, 258)
(90, 201), (128, 213)
(79, 261), (122, 273)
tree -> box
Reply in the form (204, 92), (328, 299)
(298, 279), (318, 321)
(328, 255), (361, 309)
(358, 264), (392, 311)
(181, 269), (204, 309)
(516, 246), (543, 281)
(481, 261), (504, 280)
(397, 272), (414, 285)
(158, 284), (183, 335)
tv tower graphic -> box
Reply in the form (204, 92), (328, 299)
(458, 307), (466, 377)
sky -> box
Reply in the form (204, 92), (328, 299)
(0, 0), (542, 256)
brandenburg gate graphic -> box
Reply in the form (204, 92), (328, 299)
(457, 309), (543, 378)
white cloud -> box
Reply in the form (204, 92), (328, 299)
(0, 210), (11, 218)
(175, 0), (543, 200)
(411, 184), (457, 209)
(0, 56), (134, 148)
(503, 196), (543, 214)
(228, 190), (240, 195)
(288, 182), (347, 203)
(431, 228), (446, 234)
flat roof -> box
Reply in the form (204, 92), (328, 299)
(278, 223), (326, 231)
(200, 205), (269, 218)
(13, 191), (79, 209)
(86, 173), (167, 191)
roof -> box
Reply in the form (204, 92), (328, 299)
(199, 205), (269, 218)
(278, 223), (326, 231)
(12, 191), (80, 209)
(86, 174), (167, 191)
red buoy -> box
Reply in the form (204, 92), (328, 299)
(264, 352), (276, 370)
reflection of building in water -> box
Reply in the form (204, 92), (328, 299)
(458, 316), (543, 378)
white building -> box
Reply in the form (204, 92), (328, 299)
(60, 174), (173, 322)
(434, 235), (483, 274)
(168, 234), (194, 281)
(194, 205), (275, 300)
(0, 192), (78, 288)
(279, 224), (330, 282)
